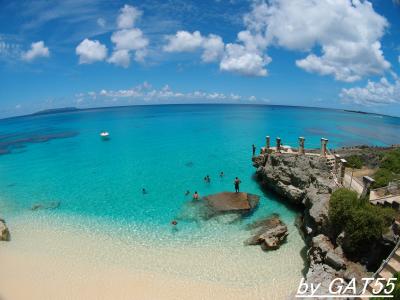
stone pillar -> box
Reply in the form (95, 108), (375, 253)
(298, 137), (305, 155)
(265, 136), (270, 153)
(361, 176), (375, 199)
(276, 137), (281, 152)
(334, 154), (341, 174)
(339, 158), (347, 185)
(321, 138), (328, 156)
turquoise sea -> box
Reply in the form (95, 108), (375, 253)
(0, 104), (399, 299)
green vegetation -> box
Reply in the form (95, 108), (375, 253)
(377, 271), (400, 300)
(372, 149), (400, 188)
(329, 188), (395, 257)
(346, 155), (363, 169)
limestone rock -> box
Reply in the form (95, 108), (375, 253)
(202, 192), (259, 218)
(0, 219), (10, 241)
(244, 215), (288, 250)
(325, 250), (345, 270)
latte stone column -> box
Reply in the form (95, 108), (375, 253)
(298, 137), (305, 155)
(276, 137), (281, 153)
(321, 138), (328, 157)
(334, 154), (341, 175)
(339, 158), (347, 185)
(361, 176), (375, 199)
(265, 136), (270, 153)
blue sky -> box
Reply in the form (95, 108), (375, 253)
(0, 0), (400, 118)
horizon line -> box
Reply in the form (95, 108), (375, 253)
(1, 102), (399, 122)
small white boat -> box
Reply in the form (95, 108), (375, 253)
(100, 131), (110, 140)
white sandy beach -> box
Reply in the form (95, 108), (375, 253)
(0, 213), (305, 300)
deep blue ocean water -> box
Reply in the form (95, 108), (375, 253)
(0, 104), (399, 231)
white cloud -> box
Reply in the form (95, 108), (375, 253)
(75, 38), (107, 64)
(340, 77), (400, 105)
(163, 0), (390, 80)
(97, 18), (106, 28)
(117, 4), (142, 29)
(74, 82), (264, 106)
(108, 5), (148, 67)
(220, 43), (270, 76)
(164, 31), (204, 52)
(247, 0), (390, 82)
(201, 34), (224, 62)
(107, 49), (130, 68)
(21, 41), (50, 61)
(164, 31), (225, 63)
(111, 28), (148, 51)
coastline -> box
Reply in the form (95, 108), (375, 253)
(0, 211), (305, 300)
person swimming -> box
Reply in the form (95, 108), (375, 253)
(252, 144), (256, 156)
(142, 188), (147, 194)
(193, 191), (199, 200)
(185, 190), (190, 196)
(206, 175), (211, 183)
(220, 171), (224, 177)
(171, 220), (178, 226)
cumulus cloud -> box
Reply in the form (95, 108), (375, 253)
(117, 4), (142, 29)
(74, 82), (265, 106)
(107, 49), (130, 68)
(164, 31), (224, 63)
(75, 38), (107, 64)
(163, 0), (390, 80)
(108, 5), (148, 67)
(220, 43), (269, 76)
(340, 77), (400, 105)
(21, 41), (50, 61)
(76, 5), (148, 67)
(253, 0), (390, 82)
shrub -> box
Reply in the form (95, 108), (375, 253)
(380, 149), (400, 174)
(373, 168), (396, 188)
(346, 155), (363, 169)
(329, 188), (395, 257)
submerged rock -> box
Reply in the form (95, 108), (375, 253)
(31, 200), (60, 211)
(244, 215), (288, 250)
(202, 192), (259, 218)
(0, 218), (10, 241)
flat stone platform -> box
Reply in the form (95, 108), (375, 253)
(203, 192), (259, 214)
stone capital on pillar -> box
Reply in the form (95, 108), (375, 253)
(339, 158), (347, 185)
(298, 137), (305, 155)
(321, 138), (328, 157)
(276, 137), (281, 152)
(361, 176), (375, 199)
(265, 136), (270, 151)
(334, 154), (341, 174)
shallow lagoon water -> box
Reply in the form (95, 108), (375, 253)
(0, 104), (399, 299)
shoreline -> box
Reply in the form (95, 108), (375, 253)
(0, 211), (305, 300)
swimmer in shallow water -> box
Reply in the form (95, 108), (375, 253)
(185, 190), (190, 196)
(142, 188), (147, 194)
(220, 171), (224, 177)
(193, 191), (199, 200)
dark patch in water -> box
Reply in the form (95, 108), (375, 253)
(0, 130), (79, 155)
(184, 161), (194, 168)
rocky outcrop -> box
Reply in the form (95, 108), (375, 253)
(252, 153), (370, 292)
(202, 192), (259, 218)
(244, 214), (288, 250)
(307, 234), (368, 295)
(0, 218), (10, 241)
(254, 153), (336, 233)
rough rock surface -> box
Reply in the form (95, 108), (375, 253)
(253, 153), (370, 293)
(244, 215), (288, 250)
(253, 153), (336, 233)
(0, 218), (10, 241)
(202, 192), (259, 218)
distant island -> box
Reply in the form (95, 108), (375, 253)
(31, 107), (80, 116)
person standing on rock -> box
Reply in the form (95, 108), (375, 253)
(234, 177), (241, 193)
(252, 144), (256, 156)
